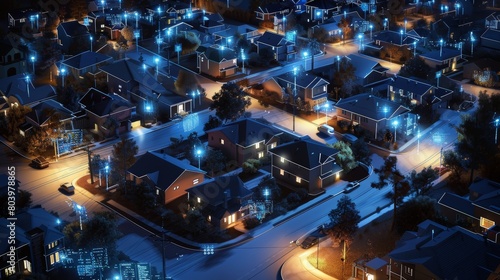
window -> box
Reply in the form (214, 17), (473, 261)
(50, 254), (54, 265)
(197, 197), (201, 203)
(480, 217), (495, 229)
(174, 186), (179, 190)
(280, 169), (284, 176)
(404, 266), (413, 276)
(342, 110), (347, 115)
(208, 215), (211, 222)
(55, 252), (60, 263)
(220, 138), (224, 145)
(255, 142), (260, 149)
(269, 142), (276, 149)
(193, 179), (199, 185)
(156, 189), (159, 195)
(5, 266), (15, 276)
(323, 85), (326, 91)
(280, 157), (285, 163)
(296, 176), (301, 183)
(100, 24), (105, 28)
(23, 260), (31, 273)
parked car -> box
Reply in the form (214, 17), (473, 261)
(344, 181), (360, 193)
(342, 133), (358, 144)
(317, 124), (335, 136)
(30, 156), (49, 169)
(59, 182), (75, 194)
(301, 236), (319, 249)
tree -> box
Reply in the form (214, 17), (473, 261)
(332, 141), (358, 173)
(77, 212), (120, 256)
(203, 115), (222, 131)
(184, 208), (210, 239)
(205, 149), (226, 177)
(332, 57), (356, 98)
(174, 70), (199, 95)
(210, 82), (251, 123)
(398, 57), (431, 79)
(68, 0), (88, 20)
(406, 166), (438, 196)
(176, 31), (201, 54)
(371, 156), (409, 230)
(395, 196), (439, 234)
(327, 195), (360, 277)
(351, 138), (372, 166)
(442, 150), (464, 182)
(253, 175), (281, 201)
(111, 137), (138, 190)
(120, 26), (135, 43)
(5, 104), (31, 139)
(90, 154), (107, 182)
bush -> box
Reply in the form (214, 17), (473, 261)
(286, 193), (301, 210)
(242, 158), (261, 174)
(243, 216), (261, 229)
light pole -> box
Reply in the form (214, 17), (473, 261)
(282, 16), (286, 34)
(436, 71), (441, 88)
(384, 18), (388, 30)
(455, 3), (460, 16)
(30, 55), (35, 75)
(155, 57), (159, 78)
(470, 32), (475, 56)
(105, 164), (109, 191)
(392, 120), (398, 142)
(495, 118), (499, 145)
(292, 67), (298, 132)
(404, 19), (407, 34)
(241, 49), (246, 74)
(124, 12), (128, 26)
(142, 63), (146, 74)
(439, 38), (443, 57)
(302, 51), (308, 70)
(134, 30), (140, 53)
(383, 106), (388, 119)
(337, 55), (340, 72)
(90, 36), (93, 52)
(369, 24), (373, 40)
(400, 29), (403, 45)
(61, 68), (66, 88)
(324, 103), (329, 123)
(135, 11), (139, 29)
(358, 34), (363, 51)
(157, 7), (162, 38)
(413, 41), (417, 56)
(101, 0), (105, 13)
(196, 148), (202, 169)
(156, 35), (163, 54)
(417, 129), (421, 153)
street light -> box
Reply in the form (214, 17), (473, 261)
(241, 49), (246, 74)
(369, 24), (373, 40)
(135, 11), (139, 28)
(155, 57), (159, 78)
(399, 29), (403, 45)
(61, 68), (66, 88)
(358, 34), (363, 51)
(124, 12), (128, 26)
(392, 120), (399, 142)
(105, 164), (109, 191)
(413, 41), (417, 56)
(134, 30), (140, 53)
(30, 55), (35, 74)
(455, 3), (461, 16)
(143, 63), (146, 74)
(156, 35), (163, 54)
(495, 118), (499, 145)
(282, 16), (286, 34)
(101, 0), (105, 13)
(157, 7), (162, 38)
(292, 67), (298, 132)
(384, 18), (388, 30)
(439, 38), (443, 57)
(196, 148), (202, 169)
(436, 71), (441, 88)
(470, 32), (475, 56)
(383, 106), (388, 119)
(302, 51), (309, 70)
(336, 55), (340, 72)
(404, 19), (407, 34)
(90, 36), (93, 52)
(417, 129), (421, 154)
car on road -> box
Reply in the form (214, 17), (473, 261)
(317, 124), (335, 136)
(344, 181), (360, 193)
(301, 236), (319, 249)
(30, 156), (49, 169)
(59, 182), (75, 194)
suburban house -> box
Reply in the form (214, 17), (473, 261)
(78, 88), (135, 139)
(438, 177), (500, 236)
(60, 51), (112, 80)
(187, 175), (252, 230)
(198, 13), (226, 34)
(212, 24), (260, 45)
(0, 42), (27, 78)
(206, 118), (283, 166)
(255, 1), (292, 22)
(405, 28), (431, 46)
(0, 207), (65, 279)
(86, 10), (124, 40)
(480, 28), (500, 50)
(485, 12), (500, 29)
(462, 58), (500, 81)
(372, 30), (419, 48)
(0, 74), (56, 108)
(21, 99), (74, 137)
(255, 31), (296, 62)
(56, 20), (91, 54)
(419, 47), (465, 74)
(7, 9), (41, 29)
(314, 11), (365, 37)
(196, 44), (238, 78)
(264, 70), (329, 107)
(345, 54), (389, 86)
(432, 16), (473, 41)
(269, 136), (342, 195)
(99, 58), (192, 120)
(334, 93), (412, 140)
(351, 220), (500, 279)
(304, 0), (341, 24)
(387, 75), (453, 107)
(128, 151), (206, 204)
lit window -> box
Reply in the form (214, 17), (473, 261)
(174, 186), (179, 190)
(480, 217), (495, 229)
(197, 197), (201, 203)
(404, 266), (413, 276)
(220, 138), (224, 144)
(156, 189), (159, 195)
(258, 151), (264, 158)
(23, 260), (31, 273)
(280, 169), (284, 176)
(100, 24), (105, 28)
(50, 254), (55, 265)
(296, 176), (301, 183)
(256, 142), (260, 149)
(224, 217), (227, 222)
(193, 179), (199, 185)
(270, 143), (276, 149)
(208, 215), (211, 221)
(55, 252), (60, 262)
(5, 266), (15, 276)
(280, 157), (284, 163)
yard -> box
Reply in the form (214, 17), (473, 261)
(307, 212), (400, 279)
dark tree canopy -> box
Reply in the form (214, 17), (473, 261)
(210, 82), (251, 123)
(351, 138), (372, 166)
(111, 137), (138, 187)
(406, 166), (438, 196)
(398, 57), (432, 79)
(203, 115), (222, 131)
(327, 195), (361, 242)
(396, 196), (439, 234)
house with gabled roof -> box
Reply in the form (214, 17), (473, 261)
(99, 58), (191, 120)
(304, 0), (341, 24)
(128, 151), (206, 204)
(0, 41), (27, 78)
(212, 24), (260, 45)
(255, 31), (295, 61)
(269, 136), (342, 195)
(439, 177), (500, 236)
(79, 88), (135, 138)
(0, 74), (56, 108)
(481, 28), (500, 50)
(60, 51), (112, 80)
(485, 12), (500, 29)
(356, 220), (500, 280)
(334, 93), (412, 140)
(406, 28), (431, 46)
(387, 75), (452, 107)
(7, 9), (41, 28)
(207, 118), (284, 166)
(255, 1), (293, 22)
(0, 206), (65, 279)
(22, 99), (74, 135)
(372, 30), (419, 48)
(314, 11), (364, 37)
(199, 13), (226, 34)
(264, 70), (328, 107)
(56, 20), (90, 54)
(187, 175), (252, 230)
(419, 47), (464, 74)
(346, 54), (389, 86)
(196, 44), (238, 78)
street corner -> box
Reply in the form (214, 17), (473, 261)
(73, 174), (107, 198)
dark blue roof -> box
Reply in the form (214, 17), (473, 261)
(269, 137), (339, 169)
(207, 118), (282, 147)
(256, 31), (290, 47)
(420, 48), (461, 62)
(335, 93), (410, 121)
(61, 51), (112, 70)
(481, 28), (500, 42)
(438, 192), (475, 218)
(187, 175), (251, 207)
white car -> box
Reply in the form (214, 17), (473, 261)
(318, 124), (335, 136)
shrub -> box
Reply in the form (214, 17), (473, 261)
(242, 159), (261, 174)
(243, 216), (260, 229)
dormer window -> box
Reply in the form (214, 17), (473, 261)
(255, 142), (260, 149)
